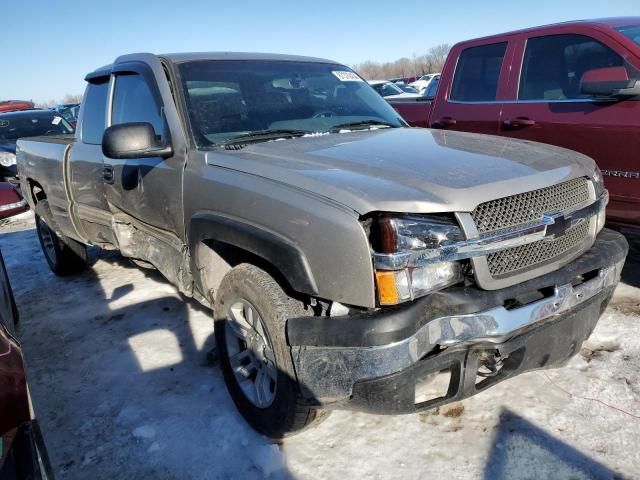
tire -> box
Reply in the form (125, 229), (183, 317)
(214, 263), (330, 438)
(34, 200), (87, 276)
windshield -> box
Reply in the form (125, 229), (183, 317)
(0, 111), (74, 142)
(178, 60), (405, 146)
(616, 24), (640, 47)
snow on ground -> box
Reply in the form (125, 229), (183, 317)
(1, 212), (639, 479)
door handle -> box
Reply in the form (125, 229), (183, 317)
(436, 117), (457, 127)
(503, 117), (536, 128)
(103, 165), (114, 184)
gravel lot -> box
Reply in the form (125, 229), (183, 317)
(2, 212), (639, 479)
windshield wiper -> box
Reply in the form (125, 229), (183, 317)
(328, 120), (396, 132)
(221, 129), (311, 145)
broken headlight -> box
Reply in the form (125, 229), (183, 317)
(370, 214), (465, 305)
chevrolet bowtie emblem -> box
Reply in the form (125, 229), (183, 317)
(542, 213), (583, 240)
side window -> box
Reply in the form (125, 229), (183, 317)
(423, 76), (440, 98)
(112, 73), (165, 137)
(450, 42), (507, 102)
(519, 34), (633, 100)
(81, 80), (109, 145)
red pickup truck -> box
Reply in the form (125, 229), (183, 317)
(390, 17), (640, 228)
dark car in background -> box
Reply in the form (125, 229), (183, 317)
(0, 110), (74, 183)
(0, 250), (54, 479)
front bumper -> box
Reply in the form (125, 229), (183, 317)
(287, 229), (627, 413)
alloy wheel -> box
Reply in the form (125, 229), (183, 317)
(224, 299), (278, 408)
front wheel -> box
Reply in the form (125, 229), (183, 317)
(214, 263), (329, 438)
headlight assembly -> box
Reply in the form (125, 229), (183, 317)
(592, 166), (605, 198)
(0, 152), (16, 168)
(369, 214), (465, 305)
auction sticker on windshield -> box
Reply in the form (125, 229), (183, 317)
(332, 71), (363, 82)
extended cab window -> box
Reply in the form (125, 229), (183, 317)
(450, 42), (507, 102)
(519, 34), (636, 100)
(112, 74), (165, 138)
(81, 80), (109, 145)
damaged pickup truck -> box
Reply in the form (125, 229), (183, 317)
(17, 52), (627, 438)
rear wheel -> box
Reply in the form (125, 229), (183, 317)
(35, 200), (87, 276)
(214, 263), (329, 438)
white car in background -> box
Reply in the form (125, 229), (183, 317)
(368, 80), (420, 99)
(410, 73), (440, 92)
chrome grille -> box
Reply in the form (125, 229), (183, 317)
(472, 177), (590, 234)
(486, 221), (590, 278)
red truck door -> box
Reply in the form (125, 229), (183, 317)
(499, 28), (640, 226)
(429, 39), (515, 135)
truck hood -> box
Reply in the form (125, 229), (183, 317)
(204, 127), (596, 214)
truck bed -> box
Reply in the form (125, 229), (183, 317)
(17, 135), (75, 224)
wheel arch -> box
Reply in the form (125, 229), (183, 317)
(25, 178), (46, 206)
(189, 212), (319, 303)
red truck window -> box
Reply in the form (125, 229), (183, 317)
(519, 34), (638, 101)
(450, 42), (507, 102)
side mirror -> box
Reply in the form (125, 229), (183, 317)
(580, 66), (637, 97)
(102, 122), (173, 159)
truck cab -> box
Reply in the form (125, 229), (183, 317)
(390, 17), (640, 228)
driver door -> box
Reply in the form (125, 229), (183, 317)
(105, 65), (185, 236)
